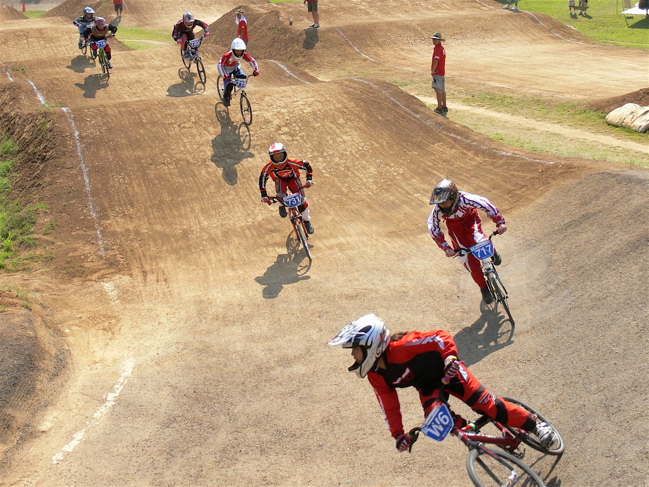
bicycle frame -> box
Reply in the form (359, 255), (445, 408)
(184, 37), (203, 61)
(270, 189), (312, 261)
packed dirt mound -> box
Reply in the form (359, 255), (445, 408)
(588, 87), (649, 113)
(0, 4), (28, 20)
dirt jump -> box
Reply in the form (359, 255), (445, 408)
(0, 0), (647, 485)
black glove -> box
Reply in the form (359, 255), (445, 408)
(395, 432), (413, 452)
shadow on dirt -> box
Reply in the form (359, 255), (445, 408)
(210, 107), (253, 185)
(167, 68), (205, 97)
(453, 307), (514, 367)
(74, 74), (109, 98)
(66, 55), (94, 73)
(304, 28), (318, 50)
(255, 247), (311, 299)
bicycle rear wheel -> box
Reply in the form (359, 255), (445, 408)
(240, 91), (253, 125)
(195, 58), (206, 84)
(487, 270), (515, 326)
(501, 397), (565, 455)
(181, 46), (191, 69)
(467, 448), (545, 487)
(98, 50), (110, 78)
(81, 42), (87, 55)
(216, 75), (224, 101)
(294, 219), (312, 262)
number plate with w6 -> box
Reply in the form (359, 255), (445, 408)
(422, 402), (454, 442)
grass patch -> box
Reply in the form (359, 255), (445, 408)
(517, 0), (649, 49)
(115, 26), (175, 50)
(24, 10), (46, 19)
(0, 133), (47, 271)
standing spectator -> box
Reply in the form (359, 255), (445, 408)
(304, 0), (319, 28)
(430, 32), (447, 114)
(502, 0), (520, 11)
(569, 0), (577, 15)
(578, 0), (588, 15)
(113, 0), (123, 19)
(235, 9), (249, 46)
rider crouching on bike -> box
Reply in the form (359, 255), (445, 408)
(83, 18), (118, 68)
(172, 12), (210, 59)
(73, 7), (95, 49)
(217, 38), (259, 107)
(428, 179), (507, 305)
(259, 142), (315, 234)
(328, 314), (559, 452)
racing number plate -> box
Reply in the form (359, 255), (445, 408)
(421, 402), (454, 442)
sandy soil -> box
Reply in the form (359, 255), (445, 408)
(0, 0), (647, 485)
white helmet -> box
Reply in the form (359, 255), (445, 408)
(183, 11), (194, 26)
(231, 37), (246, 57)
(328, 314), (391, 378)
(268, 142), (288, 164)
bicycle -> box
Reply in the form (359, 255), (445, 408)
(216, 73), (253, 125)
(456, 232), (514, 327)
(270, 191), (312, 263)
(408, 388), (564, 486)
(75, 25), (90, 55)
(92, 37), (113, 78)
(181, 37), (207, 85)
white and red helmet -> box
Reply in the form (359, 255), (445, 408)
(268, 142), (288, 165)
(328, 314), (391, 378)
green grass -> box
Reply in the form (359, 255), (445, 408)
(0, 134), (47, 271)
(519, 0), (649, 49)
(24, 10), (46, 19)
(115, 26), (176, 50)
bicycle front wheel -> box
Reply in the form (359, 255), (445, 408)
(216, 75), (224, 101)
(501, 397), (565, 455)
(81, 42), (87, 55)
(467, 447), (545, 487)
(294, 219), (312, 262)
(181, 46), (191, 69)
(240, 91), (253, 125)
(487, 271), (515, 327)
(195, 58), (206, 84)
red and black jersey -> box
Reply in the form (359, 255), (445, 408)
(259, 158), (313, 196)
(172, 19), (210, 40)
(367, 330), (459, 438)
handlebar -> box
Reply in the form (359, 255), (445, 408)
(454, 230), (499, 255)
(269, 186), (308, 207)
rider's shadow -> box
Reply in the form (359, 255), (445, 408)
(167, 68), (205, 97)
(210, 110), (253, 185)
(74, 74), (109, 98)
(453, 308), (514, 368)
(304, 28), (319, 50)
(255, 250), (311, 299)
(66, 55), (94, 73)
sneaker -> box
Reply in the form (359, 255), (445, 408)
(279, 206), (287, 218)
(304, 221), (315, 235)
(503, 4), (510, 8)
(182, 51), (190, 59)
(534, 422), (557, 448)
(223, 96), (231, 107)
(434, 107), (444, 114)
(107, 61), (113, 69)
(313, 23), (320, 28)
(441, 107), (449, 113)
(492, 251), (502, 266)
(481, 287), (494, 305)
(512, 6), (519, 11)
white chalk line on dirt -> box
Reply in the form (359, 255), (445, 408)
(354, 78), (557, 164)
(1, 62), (14, 81)
(51, 357), (135, 464)
(267, 59), (312, 84)
(25, 79), (107, 257)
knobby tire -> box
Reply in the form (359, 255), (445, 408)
(98, 49), (110, 79)
(216, 75), (224, 101)
(240, 92), (253, 125)
(466, 447), (546, 487)
(295, 219), (312, 262)
(487, 271), (515, 326)
(196, 58), (206, 84)
(181, 46), (191, 69)
(81, 42), (87, 55)
(501, 397), (565, 455)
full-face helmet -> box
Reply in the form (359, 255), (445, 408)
(95, 17), (108, 32)
(231, 37), (246, 58)
(328, 314), (391, 378)
(83, 6), (95, 19)
(183, 11), (195, 27)
(268, 142), (288, 165)
(430, 178), (459, 215)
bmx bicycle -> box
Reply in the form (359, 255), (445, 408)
(408, 387), (564, 486)
(456, 232), (514, 327)
(216, 73), (253, 125)
(91, 37), (114, 78)
(181, 37), (207, 85)
(270, 191), (312, 263)
(75, 24), (90, 55)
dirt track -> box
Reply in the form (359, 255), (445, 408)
(0, 0), (648, 485)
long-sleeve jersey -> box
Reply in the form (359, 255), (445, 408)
(259, 158), (313, 197)
(218, 51), (259, 77)
(367, 330), (459, 438)
(83, 24), (118, 41)
(73, 16), (95, 31)
(237, 16), (249, 41)
(172, 19), (210, 40)
(427, 191), (505, 251)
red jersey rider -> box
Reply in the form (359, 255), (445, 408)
(427, 179), (507, 304)
(172, 12), (210, 57)
(235, 9), (249, 45)
(83, 18), (118, 68)
(329, 314), (559, 452)
(217, 38), (259, 107)
(259, 143), (315, 234)
(73, 7), (95, 49)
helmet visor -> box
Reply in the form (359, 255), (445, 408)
(430, 187), (451, 205)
